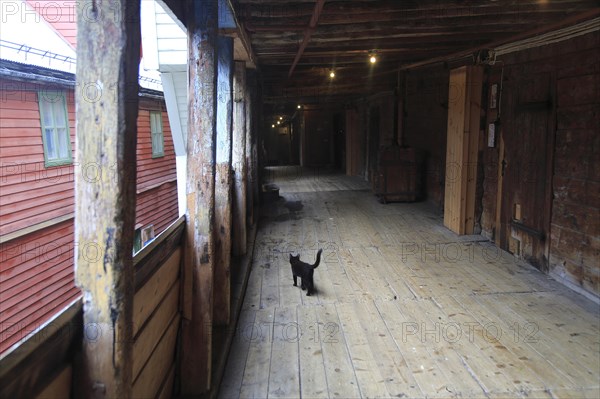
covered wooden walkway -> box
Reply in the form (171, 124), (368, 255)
(219, 167), (599, 399)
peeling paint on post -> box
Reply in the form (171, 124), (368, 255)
(214, 36), (234, 326)
(232, 61), (247, 256)
(74, 0), (140, 397)
(181, 0), (218, 394)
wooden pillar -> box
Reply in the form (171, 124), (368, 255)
(245, 70), (254, 226)
(214, 36), (234, 326)
(252, 76), (261, 215)
(181, 0), (218, 394)
(74, 0), (140, 397)
(232, 62), (247, 256)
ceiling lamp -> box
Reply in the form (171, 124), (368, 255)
(329, 70), (336, 78)
(369, 51), (377, 64)
(272, 124), (275, 128)
(297, 104), (302, 109)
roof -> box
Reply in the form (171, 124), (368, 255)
(0, 0), (163, 92)
(0, 58), (165, 99)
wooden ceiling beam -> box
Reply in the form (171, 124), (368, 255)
(288, 0), (326, 79)
(227, 0), (259, 67)
(400, 7), (600, 70)
(254, 36), (494, 54)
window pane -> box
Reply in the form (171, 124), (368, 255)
(152, 133), (157, 150)
(158, 134), (164, 153)
(57, 128), (70, 159)
(151, 112), (162, 134)
(150, 113), (156, 133)
(53, 100), (67, 127)
(40, 100), (54, 127)
(45, 128), (57, 159)
(150, 112), (164, 156)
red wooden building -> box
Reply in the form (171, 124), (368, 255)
(0, 1), (178, 353)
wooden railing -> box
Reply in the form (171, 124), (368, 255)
(0, 216), (186, 399)
(131, 216), (185, 398)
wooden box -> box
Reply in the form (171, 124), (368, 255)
(372, 146), (423, 203)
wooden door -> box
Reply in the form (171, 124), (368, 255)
(443, 66), (482, 235)
(304, 110), (332, 166)
(499, 71), (554, 271)
(367, 106), (380, 180)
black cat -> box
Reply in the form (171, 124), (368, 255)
(289, 249), (323, 296)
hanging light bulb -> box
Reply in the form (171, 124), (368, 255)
(329, 70), (336, 78)
(369, 51), (377, 64)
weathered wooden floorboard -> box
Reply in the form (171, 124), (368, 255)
(315, 303), (361, 399)
(239, 308), (274, 398)
(297, 305), (329, 398)
(218, 168), (600, 399)
(217, 309), (257, 399)
(267, 306), (300, 398)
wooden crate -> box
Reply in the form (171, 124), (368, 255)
(372, 146), (423, 203)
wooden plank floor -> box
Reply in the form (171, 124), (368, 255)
(218, 167), (600, 399)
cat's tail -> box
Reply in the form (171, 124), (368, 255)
(312, 249), (323, 269)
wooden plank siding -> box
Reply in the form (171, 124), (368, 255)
(0, 220), (80, 354)
(0, 85), (76, 236)
(479, 31), (600, 298)
(0, 82), (179, 354)
(135, 100), (178, 234)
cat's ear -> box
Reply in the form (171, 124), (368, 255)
(289, 253), (293, 260)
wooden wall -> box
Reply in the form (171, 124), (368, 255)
(0, 219), (80, 353)
(0, 83), (76, 236)
(551, 33), (600, 296)
(403, 67), (450, 208)
(345, 107), (364, 177)
(136, 102), (178, 234)
(480, 31), (600, 298)
(366, 94), (395, 180)
(303, 109), (334, 167)
(0, 82), (179, 354)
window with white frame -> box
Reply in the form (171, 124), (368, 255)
(150, 111), (164, 157)
(38, 90), (72, 167)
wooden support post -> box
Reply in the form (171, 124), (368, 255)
(232, 62), (247, 256)
(181, 0), (218, 394)
(252, 76), (261, 217)
(245, 70), (254, 226)
(214, 36), (234, 326)
(74, 0), (140, 397)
